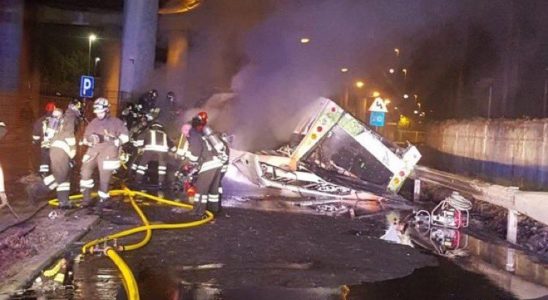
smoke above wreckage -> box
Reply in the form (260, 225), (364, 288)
(227, 0), (464, 151)
(152, 0), (523, 151)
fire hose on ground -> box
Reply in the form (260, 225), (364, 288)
(47, 188), (214, 300)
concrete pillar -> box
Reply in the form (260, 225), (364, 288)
(166, 30), (188, 99)
(101, 30), (122, 113)
(505, 209), (519, 272)
(506, 209), (519, 244)
(0, 0), (24, 93)
(119, 0), (159, 102)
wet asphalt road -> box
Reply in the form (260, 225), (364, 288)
(62, 202), (518, 300)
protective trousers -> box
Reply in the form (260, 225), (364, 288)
(134, 151), (167, 186)
(49, 147), (71, 206)
(39, 148), (50, 176)
(217, 159), (229, 208)
(194, 166), (222, 214)
(80, 144), (120, 207)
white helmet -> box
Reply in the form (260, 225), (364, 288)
(93, 97), (110, 113)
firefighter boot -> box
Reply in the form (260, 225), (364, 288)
(206, 194), (221, 214)
(80, 189), (94, 208)
(191, 194), (206, 217)
(58, 192), (75, 209)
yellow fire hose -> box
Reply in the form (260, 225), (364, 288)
(48, 188), (214, 300)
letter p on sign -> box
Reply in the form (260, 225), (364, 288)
(80, 75), (95, 98)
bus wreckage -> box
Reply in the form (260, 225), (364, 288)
(229, 98), (421, 202)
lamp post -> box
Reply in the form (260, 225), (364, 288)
(94, 57), (101, 75)
(88, 34), (97, 75)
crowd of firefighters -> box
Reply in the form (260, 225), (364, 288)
(24, 90), (229, 216)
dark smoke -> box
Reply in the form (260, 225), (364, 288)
(150, 0), (548, 150)
(229, 0), (464, 150)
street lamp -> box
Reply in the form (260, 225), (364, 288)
(403, 94), (409, 99)
(388, 68), (395, 74)
(394, 48), (400, 56)
(300, 37), (310, 44)
(355, 80), (365, 89)
(94, 57), (101, 75)
(88, 34), (97, 75)
(402, 68), (407, 80)
(372, 91), (380, 98)
(340, 68), (349, 73)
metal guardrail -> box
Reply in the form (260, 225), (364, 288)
(413, 165), (548, 226)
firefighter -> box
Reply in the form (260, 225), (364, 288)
(169, 123), (192, 200)
(121, 102), (144, 130)
(80, 97), (129, 212)
(47, 100), (81, 208)
(139, 89), (160, 121)
(25, 103), (79, 207)
(185, 112), (228, 215)
(131, 122), (170, 193)
(32, 102), (57, 177)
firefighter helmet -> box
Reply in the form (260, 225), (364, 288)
(93, 97), (110, 113)
(197, 111), (208, 124)
(191, 111), (208, 129)
(52, 108), (63, 118)
(45, 102), (56, 113)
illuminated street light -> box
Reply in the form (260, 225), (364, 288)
(94, 57), (101, 75)
(414, 110), (419, 114)
(394, 48), (400, 56)
(88, 34), (97, 75)
(300, 37), (310, 44)
(388, 68), (395, 74)
(384, 99), (391, 105)
(372, 91), (380, 97)
(340, 68), (349, 73)
(402, 68), (407, 79)
(394, 106), (399, 110)
(355, 80), (365, 89)
(403, 94), (409, 99)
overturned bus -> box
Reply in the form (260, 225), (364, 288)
(231, 98), (421, 200)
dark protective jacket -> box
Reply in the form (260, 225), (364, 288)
(32, 115), (53, 148)
(50, 108), (79, 158)
(84, 115), (129, 148)
(134, 125), (170, 152)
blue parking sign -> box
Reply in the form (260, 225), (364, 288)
(80, 75), (95, 98)
(369, 111), (385, 127)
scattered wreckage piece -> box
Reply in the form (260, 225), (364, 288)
(232, 150), (382, 201)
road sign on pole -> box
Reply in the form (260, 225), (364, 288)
(369, 97), (388, 113)
(80, 75), (95, 98)
(370, 111), (386, 127)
